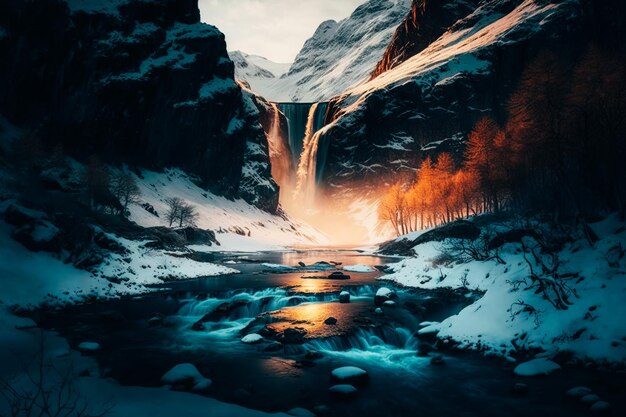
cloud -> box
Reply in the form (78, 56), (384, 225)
(199, 0), (365, 62)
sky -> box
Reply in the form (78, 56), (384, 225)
(198, 0), (366, 63)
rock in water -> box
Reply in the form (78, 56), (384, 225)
(241, 334), (264, 344)
(287, 408), (316, 417)
(78, 342), (100, 352)
(331, 366), (368, 385)
(324, 317), (338, 325)
(375, 287), (398, 306)
(590, 401), (611, 413)
(566, 386), (593, 398)
(329, 384), (358, 398)
(512, 383), (529, 395)
(513, 358), (561, 377)
(580, 394), (601, 404)
(161, 363), (212, 392)
(430, 355), (445, 366)
(339, 291), (350, 303)
(279, 327), (308, 344)
(263, 342), (283, 352)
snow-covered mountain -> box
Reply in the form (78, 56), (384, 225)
(0, 0), (279, 212)
(229, 50), (291, 95)
(314, 0), (590, 194)
(251, 0), (412, 102)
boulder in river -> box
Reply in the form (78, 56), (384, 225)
(329, 384), (358, 399)
(512, 383), (529, 395)
(287, 408), (316, 417)
(241, 334), (264, 344)
(566, 386), (593, 398)
(375, 287), (398, 306)
(278, 327), (308, 344)
(580, 394), (601, 404)
(263, 341), (283, 352)
(589, 401), (611, 414)
(78, 342), (100, 352)
(324, 317), (338, 325)
(161, 363), (212, 392)
(513, 358), (561, 377)
(331, 366), (368, 385)
(339, 291), (350, 303)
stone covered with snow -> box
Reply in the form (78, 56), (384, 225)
(161, 363), (212, 392)
(241, 334), (264, 344)
(331, 366), (368, 385)
(513, 359), (561, 377)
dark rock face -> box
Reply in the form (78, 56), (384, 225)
(379, 220), (479, 254)
(318, 0), (621, 196)
(0, 0), (278, 212)
(371, 0), (479, 79)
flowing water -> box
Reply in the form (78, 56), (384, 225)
(32, 251), (626, 417)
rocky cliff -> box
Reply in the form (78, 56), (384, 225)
(317, 0), (623, 196)
(0, 0), (278, 212)
(370, 0), (480, 79)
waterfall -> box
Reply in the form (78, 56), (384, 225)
(273, 102), (329, 206)
(267, 103), (293, 189)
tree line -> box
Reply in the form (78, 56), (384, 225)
(379, 46), (626, 236)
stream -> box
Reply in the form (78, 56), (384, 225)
(30, 250), (625, 417)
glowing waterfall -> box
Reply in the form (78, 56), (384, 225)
(267, 103), (293, 189)
(294, 104), (322, 203)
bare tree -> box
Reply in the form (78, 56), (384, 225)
(0, 335), (113, 417)
(178, 202), (198, 228)
(110, 172), (141, 216)
(165, 197), (183, 227)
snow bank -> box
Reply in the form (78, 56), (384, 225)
(381, 216), (626, 363)
(127, 169), (328, 251)
(0, 307), (289, 417)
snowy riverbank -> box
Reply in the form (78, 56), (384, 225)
(379, 215), (626, 364)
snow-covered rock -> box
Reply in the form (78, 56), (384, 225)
(589, 401), (611, 413)
(328, 384), (358, 397)
(343, 264), (375, 273)
(330, 366), (368, 384)
(77, 342), (100, 352)
(566, 387), (593, 398)
(513, 359), (561, 377)
(375, 287), (397, 305)
(241, 334), (264, 344)
(286, 408), (316, 417)
(580, 394), (601, 404)
(161, 363), (212, 392)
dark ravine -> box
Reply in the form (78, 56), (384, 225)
(0, 0), (278, 212)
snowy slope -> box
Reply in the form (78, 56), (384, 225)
(256, 0), (412, 102)
(381, 216), (626, 363)
(127, 168), (329, 251)
(316, 0), (583, 190)
(229, 50), (291, 97)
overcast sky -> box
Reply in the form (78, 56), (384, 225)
(199, 0), (366, 63)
